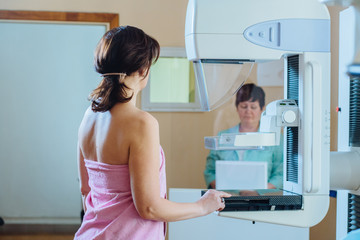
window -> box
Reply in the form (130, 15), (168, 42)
(141, 47), (202, 112)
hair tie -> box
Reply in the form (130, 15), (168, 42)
(101, 73), (127, 83)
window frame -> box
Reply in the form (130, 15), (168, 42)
(141, 47), (202, 112)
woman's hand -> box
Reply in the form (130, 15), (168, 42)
(197, 189), (232, 215)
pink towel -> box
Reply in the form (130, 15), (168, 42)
(74, 147), (167, 240)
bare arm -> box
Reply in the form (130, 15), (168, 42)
(128, 113), (230, 222)
(78, 144), (90, 212)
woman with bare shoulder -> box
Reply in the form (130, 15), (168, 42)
(74, 26), (230, 240)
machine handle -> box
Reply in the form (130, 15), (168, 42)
(305, 61), (322, 193)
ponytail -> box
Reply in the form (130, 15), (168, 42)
(88, 75), (133, 112)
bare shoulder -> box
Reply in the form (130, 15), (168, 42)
(109, 105), (159, 143)
(130, 110), (159, 131)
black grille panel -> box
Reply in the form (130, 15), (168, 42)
(348, 193), (360, 233)
(349, 77), (360, 147)
(286, 127), (299, 183)
(286, 55), (299, 183)
(287, 55), (299, 105)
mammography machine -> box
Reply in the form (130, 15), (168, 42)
(186, 0), (331, 227)
(185, 0), (360, 237)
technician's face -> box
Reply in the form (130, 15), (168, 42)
(236, 100), (263, 127)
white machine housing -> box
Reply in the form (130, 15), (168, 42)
(186, 0), (331, 227)
(185, 0), (329, 61)
(326, 5), (360, 239)
(260, 99), (300, 146)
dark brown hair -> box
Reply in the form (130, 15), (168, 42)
(89, 26), (160, 112)
(235, 83), (265, 110)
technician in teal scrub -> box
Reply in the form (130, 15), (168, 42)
(204, 83), (283, 189)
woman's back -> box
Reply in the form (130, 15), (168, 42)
(78, 104), (150, 165)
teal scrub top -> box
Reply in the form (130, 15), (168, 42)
(204, 124), (284, 189)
